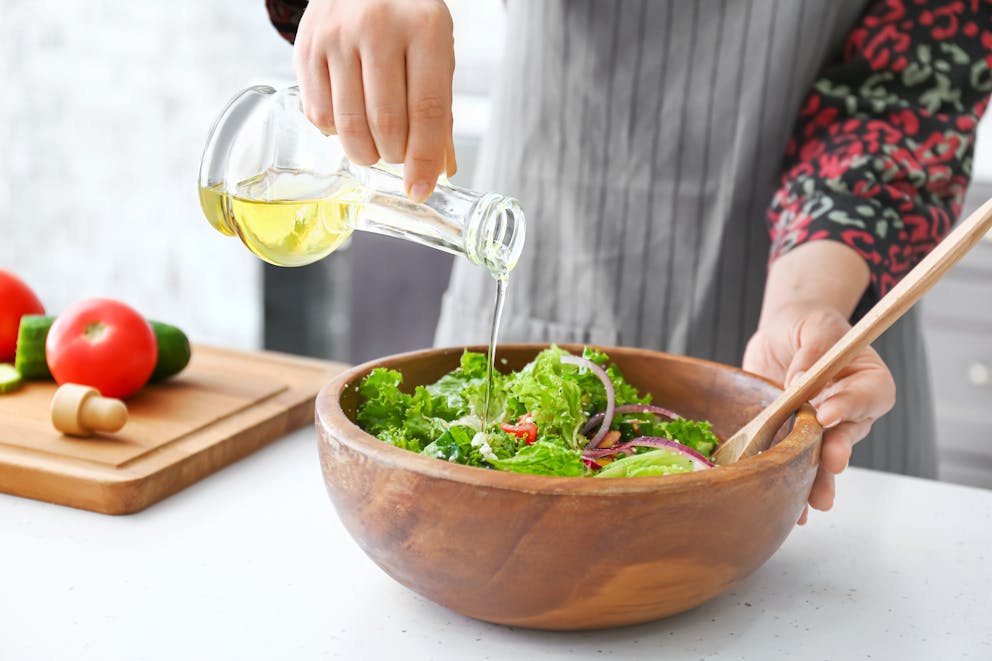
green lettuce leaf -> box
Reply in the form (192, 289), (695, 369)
(421, 425), (481, 466)
(356, 368), (410, 434)
(488, 440), (586, 476)
(503, 346), (587, 449)
(420, 426), (520, 467)
(581, 346), (650, 410)
(659, 418), (719, 458)
(426, 350), (487, 414)
(356, 367), (449, 453)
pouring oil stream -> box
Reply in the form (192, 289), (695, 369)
(482, 275), (508, 431)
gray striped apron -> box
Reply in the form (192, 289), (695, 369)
(435, 0), (938, 479)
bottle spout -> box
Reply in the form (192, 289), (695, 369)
(467, 193), (526, 279)
(353, 167), (527, 278)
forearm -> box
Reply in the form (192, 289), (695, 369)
(758, 240), (869, 330)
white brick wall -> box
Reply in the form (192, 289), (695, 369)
(0, 1), (295, 349)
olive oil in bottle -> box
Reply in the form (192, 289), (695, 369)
(200, 169), (362, 267)
(198, 182), (234, 237)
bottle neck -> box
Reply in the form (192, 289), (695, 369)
(353, 166), (525, 278)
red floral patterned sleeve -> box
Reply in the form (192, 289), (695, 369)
(266, 0), (307, 44)
(768, 0), (992, 299)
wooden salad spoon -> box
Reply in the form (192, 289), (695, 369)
(713, 197), (992, 466)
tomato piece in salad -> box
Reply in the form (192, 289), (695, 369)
(501, 413), (538, 445)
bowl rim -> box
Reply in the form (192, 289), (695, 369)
(316, 343), (822, 496)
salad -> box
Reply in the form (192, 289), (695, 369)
(356, 346), (720, 478)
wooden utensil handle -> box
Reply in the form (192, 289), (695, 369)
(760, 197), (992, 438)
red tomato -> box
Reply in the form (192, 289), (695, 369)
(0, 270), (45, 361)
(501, 413), (538, 446)
(46, 298), (157, 399)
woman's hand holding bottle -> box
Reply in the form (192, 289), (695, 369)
(294, 0), (457, 203)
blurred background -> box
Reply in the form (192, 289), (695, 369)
(1, 0), (990, 487)
(0, 0), (502, 359)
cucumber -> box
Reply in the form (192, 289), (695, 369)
(149, 320), (191, 381)
(0, 363), (23, 393)
(15, 315), (55, 380)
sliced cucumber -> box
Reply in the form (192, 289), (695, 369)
(0, 363), (23, 393)
(15, 314), (55, 380)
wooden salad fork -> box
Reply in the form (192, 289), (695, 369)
(714, 197), (992, 465)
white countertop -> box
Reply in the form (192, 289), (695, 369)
(2, 428), (990, 661)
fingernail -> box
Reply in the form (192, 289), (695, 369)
(785, 370), (806, 388)
(819, 416), (842, 429)
(408, 182), (431, 203)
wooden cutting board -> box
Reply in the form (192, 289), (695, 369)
(0, 344), (347, 515)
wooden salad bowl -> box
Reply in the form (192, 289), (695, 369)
(315, 344), (822, 630)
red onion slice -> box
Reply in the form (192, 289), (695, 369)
(560, 354), (615, 449)
(580, 404), (682, 438)
(581, 457), (601, 471)
(582, 436), (714, 470)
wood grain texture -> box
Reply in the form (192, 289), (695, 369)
(714, 197), (992, 465)
(315, 344), (822, 630)
(0, 345), (346, 515)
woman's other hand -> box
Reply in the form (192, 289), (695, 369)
(293, 0), (457, 202)
(743, 241), (896, 524)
